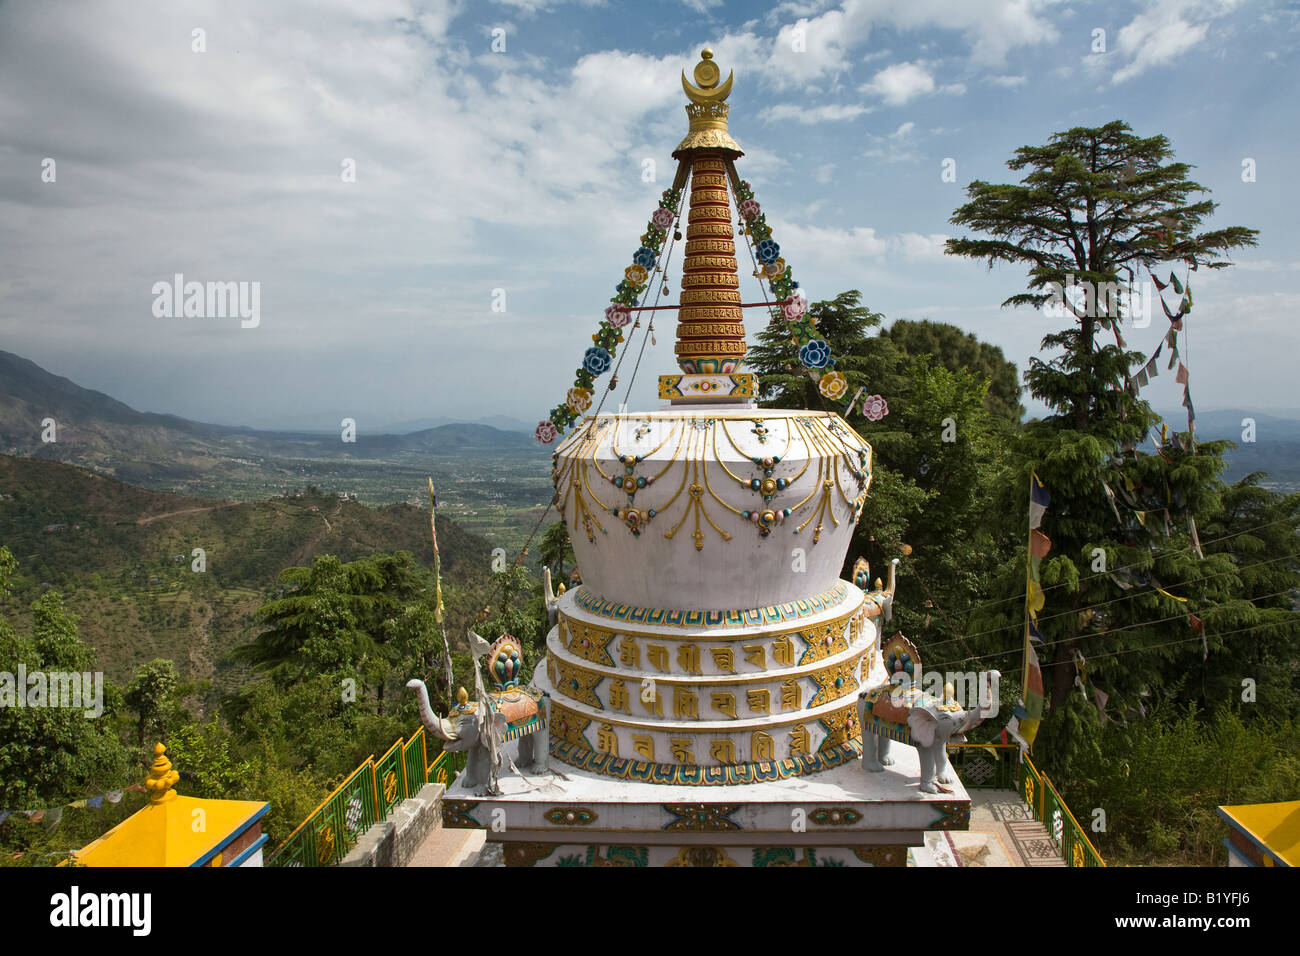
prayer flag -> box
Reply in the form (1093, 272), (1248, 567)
(1028, 619), (1045, 644)
(1030, 529), (1052, 559)
(1029, 472), (1050, 529)
(1093, 686), (1110, 725)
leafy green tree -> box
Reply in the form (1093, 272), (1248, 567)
(235, 552), (431, 701)
(749, 293), (1015, 654)
(858, 356), (1013, 651)
(538, 521), (575, 581)
(1193, 476), (1300, 717)
(124, 658), (178, 747)
(883, 319), (1024, 422)
(946, 122), (1261, 769)
(747, 289), (904, 411)
(0, 548), (131, 813)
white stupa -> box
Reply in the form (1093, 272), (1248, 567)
(440, 50), (975, 867)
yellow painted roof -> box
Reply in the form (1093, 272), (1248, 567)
(74, 794), (268, 867)
(1218, 800), (1300, 867)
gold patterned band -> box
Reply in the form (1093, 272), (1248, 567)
(681, 272), (738, 289)
(681, 255), (737, 271)
(679, 289), (741, 305)
(675, 322), (747, 338)
(676, 339), (747, 355)
(684, 222), (733, 238)
(683, 239), (735, 255)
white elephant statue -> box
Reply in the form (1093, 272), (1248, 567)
(857, 633), (999, 794)
(407, 632), (549, 793)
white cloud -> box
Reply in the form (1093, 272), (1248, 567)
(987, 74), (1027, 86)
(861, 61), (935, 104)
(770, 222), (951, 265)
(755, 0), (1059, 91)
(1088, 0), (1246, 85)
(760, 101), (872, 123)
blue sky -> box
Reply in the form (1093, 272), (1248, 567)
(1, 0), (1297, 432)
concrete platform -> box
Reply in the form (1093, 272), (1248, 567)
(443, 743), (970, 866)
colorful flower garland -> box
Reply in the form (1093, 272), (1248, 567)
(734, 180), (853, 404)
(536, 188), (683, 445)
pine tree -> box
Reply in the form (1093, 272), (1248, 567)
(947, 122), (1262, 764)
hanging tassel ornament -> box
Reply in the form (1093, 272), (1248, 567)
(650, 323), (657, 347)
(609, 374), (619, 390)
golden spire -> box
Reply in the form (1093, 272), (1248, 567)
(674, 49), (743, 157)
(145, 742), (179, 804)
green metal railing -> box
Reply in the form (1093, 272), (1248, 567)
(1037, 763), (1106, 867)
(266, 727), (464, 867)
(374, 739), (406, 819)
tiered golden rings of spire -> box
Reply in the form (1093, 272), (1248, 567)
(673, 51), (746, 375)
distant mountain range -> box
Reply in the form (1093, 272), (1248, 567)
(0, 453), (492, 689)
(0, 349), (546, 488)
(2, 348), (1297, 494)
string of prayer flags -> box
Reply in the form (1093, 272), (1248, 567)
(1, 783), (145, 826)
(1189, 515), (1205, 560)
(1010, 471), (1052, 752)
(1008, 643), (1045, 750)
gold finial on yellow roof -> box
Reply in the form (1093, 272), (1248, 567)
(457, 687), (469, 706)
(145, 742), (179, 804)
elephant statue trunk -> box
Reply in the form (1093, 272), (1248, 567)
(407, 678), (460, 743)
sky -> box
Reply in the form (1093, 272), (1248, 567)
(1, 0), (1297, 433)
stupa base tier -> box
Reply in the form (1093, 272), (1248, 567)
(442, 749), (970, 867)
(658, 372), (757, 403)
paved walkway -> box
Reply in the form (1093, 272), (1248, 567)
(404, 826), (485, 867)
(924, 789), (1065, 867)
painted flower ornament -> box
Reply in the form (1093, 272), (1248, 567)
(798, 338), (832, 369)
(863, 394), (889, 422)
(764, 258), (785, 278)
(783, 294), (808, 320)
(535, 421), (559, 445)
(583, 346), (613, 376)
(566, 387), (593, 414)
(739, 198), (761, 220)
(624, 264), (648, 287)
(756, 239), (781, 264)
(632, 247), (657, 269)
(605, 304), (633, 328)
(819, 370), (848, 401)
(651, 207), (675, 228)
